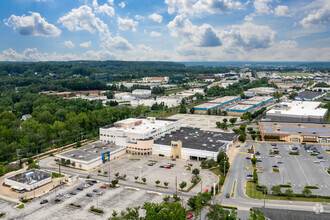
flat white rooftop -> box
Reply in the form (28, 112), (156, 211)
(267, 101), (328, 117)
(101, 117), (178, 135)
(208, 96), (240, 103)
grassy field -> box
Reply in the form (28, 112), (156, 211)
(277, 73), (314, 77)
(165, 88), (185, 95)
(246, 182), (330, 203)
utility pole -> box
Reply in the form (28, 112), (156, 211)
(175, 176), (178, 196)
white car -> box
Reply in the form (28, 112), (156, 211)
(64, 194), (71, 198)
(314, 160), (320, 164)
(256, 156), (262, 159)
(275, 155), (281, 159)
(319, 159), (326, 162)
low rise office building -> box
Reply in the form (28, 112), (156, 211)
(294, 91), (326, 101)
(226, 96), (274, 116)
(194, 96), (241, 114)
(132, 89), (152, 98)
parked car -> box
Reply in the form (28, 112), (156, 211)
(275, 155), (281, 159)
(269, 154), (275, 157)
(273, 147), (278, 150)
(100, 185), (106, 189)
(40, 199), (48, 204)
(165, 166), (171, 169)
(247, 174), (253, 177)
(86, 193), (93, 197)
(188, 163), (193, 166)
(246, 156), (251, 159)
(56, 193), (64, 197)
(96, 191), (103, 196)
(172, 158), (176, 161)
(257, 160), (262, 162)
(236, 145), (240, 148)
(91, 180), (97, 183)
(70, 192), (77, 195)
(187, 213), (194, 219)
(226, 193), (230, 198)
(64, 194), (70, 198)
(159, 165), (165, 168)
(319, 159), (326, 162)
(292, 147), (298, 150)
(317, 155), (323, 159)
(87, 182), (94, 186)
(93, 189), (98, 193)
(314, 160), (320, 164)
(76, 187), (83, 191)
(277, 161), (283, 164)
(148, 163), (154, 166)
(272, 165), (278, 168)
(271, 143), (277, 147)
(256, 156), (262, 159)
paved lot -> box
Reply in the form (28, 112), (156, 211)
(2, 180), (165, 220)
(254, 143), (330, 195)
(168, 114), (242, 131)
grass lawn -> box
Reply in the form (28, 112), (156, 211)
(277, 73), (314, 77)
(165, 88), (185, 95)
(246, 182), (330, 203)
(210, 167), (222, 176)
(16, 204), (24, 209)
(52, 172), (65, 178)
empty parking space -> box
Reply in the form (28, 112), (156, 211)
(253, 143), (330, 195)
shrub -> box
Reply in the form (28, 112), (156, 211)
(159, 154), (164, 157)
(134, 176), (139, 180)
(164, 182), (169, 187)
(142, 178), (146, 183)
(155, 180), (160, 186)
(90, 205), (104, 214)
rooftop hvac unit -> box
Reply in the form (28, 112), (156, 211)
(185, 137), (188, 139)
(210, 140), (213, 142)
(277, 129), (280, 131)
(169, 135), (173, 137)
(202, 144), (207, 147)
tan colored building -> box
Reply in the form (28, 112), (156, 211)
(259, 122), (330, 143)
(126, 139), (154, 156)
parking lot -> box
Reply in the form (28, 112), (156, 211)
(1, 180), (165, 220)
(251, 143), (330, 195)
(168, 114), (242, 131)
(91, 156), (217, 194)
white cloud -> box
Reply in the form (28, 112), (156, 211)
(168, 14), (221, 47)
(274, 5), (290, 17)
(92, 0), (115, 17)
(253, 0), (273, 14)
(150, 31), (162, 37)
(64, 40), (75, 48)
(0, 48), (77, 61)
(148, 13), (163, 23)
(135, 15), (144, 20)
(80, 41), (92, 48)
(4, 12), (61, 37)
(58, 5), (109, 36)
(118, 2), (126, 8)
(108, 0), (114, 5)
(103, 36), (134, 51)
(165, 0), (244, 16)
(299, 1), (330, 28)
(117, 17), (138, 31)
(221, 22), (276, 50)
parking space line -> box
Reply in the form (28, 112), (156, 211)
(294, 156), (310, 185)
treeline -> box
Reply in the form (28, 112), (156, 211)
(206, 78), (275, 97)
(0, 94), (150, 164)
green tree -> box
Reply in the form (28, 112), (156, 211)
(179, 181), (187, 190)
(179, 104), (187, 114)
(134, 176), (139, 180)
(248, 209), (266, 220)
(229, 118), (237, 125)
(223, 118), (228, 124)
(142, 202), (187, 220)
(189, 107), (195, 114)
(271, 185), (281, 195)
(302, 188), (312, 197)
(285, 189), (293, 197)
(192, 168), (200, 176)
(155, 180), (160, 186)
(27, 162), (40, 170)
(164, 182), (169, 187)
(0, 165), (6, 176)
(206, 204), (238, 220)
(142, 178), (146, 183)
(251, 154), (257, 166)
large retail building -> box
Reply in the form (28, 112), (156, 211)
(259, 122), (330, 143)
(266, 101), (328, 123)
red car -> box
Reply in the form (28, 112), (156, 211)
(165, 165), (171, 169)
(100, 185), (106, 189)
(187, 213), (194, 219)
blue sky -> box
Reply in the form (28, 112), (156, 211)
(0, 0), (329, 61)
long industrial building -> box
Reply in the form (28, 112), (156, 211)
(266, 101), (328, 123)
(194, 96), (241, 114)
(226, 96), (274, 116)
(259, 122), (330, 143)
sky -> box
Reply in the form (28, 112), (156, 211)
(0, 0), (329, 62)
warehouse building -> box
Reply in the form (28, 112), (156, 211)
(4, 169), (52, 191)
(266, 101), (328, 123)
(153, 127), (238, 160)
(132, 89), (152, 98)
(244, 87), (276, 96)
(294, 91), (326, 101)
(259, 122), (330, 143)
(194, 96), (241, 114)
(55, 141), (125, 170)
(226, 96), (274, 116)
